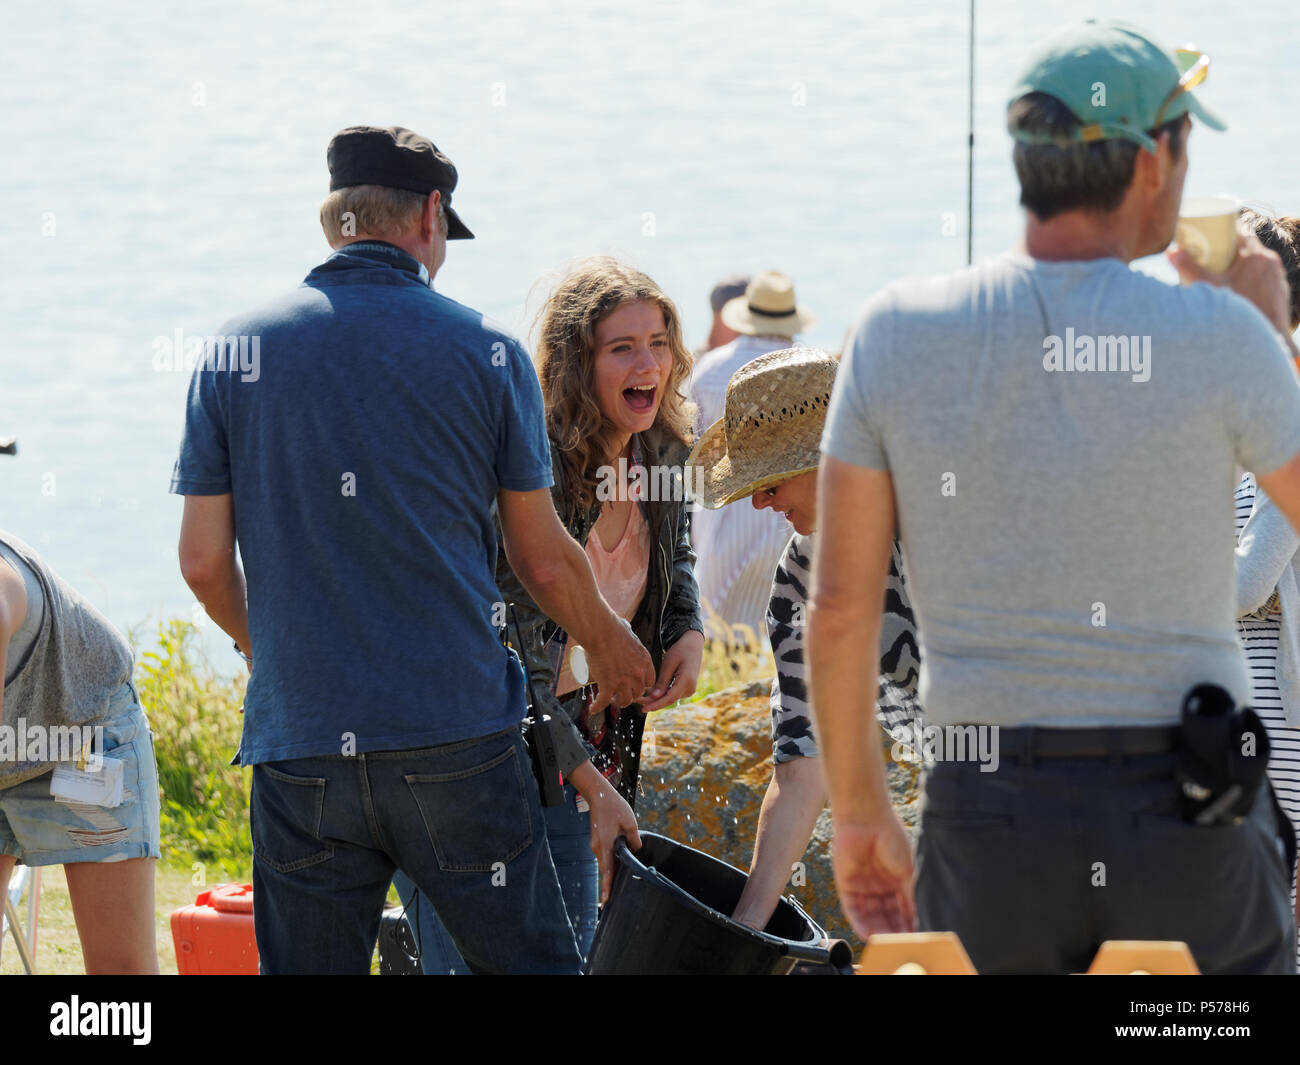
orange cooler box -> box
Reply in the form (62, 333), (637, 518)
(170, 883), (259, 975)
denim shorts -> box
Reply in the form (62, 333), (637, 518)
(0, 682), (161, 866)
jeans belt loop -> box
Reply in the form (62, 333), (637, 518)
(1022, 726), (1036, 769)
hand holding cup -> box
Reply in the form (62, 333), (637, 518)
(1169, 229), (1292, 337)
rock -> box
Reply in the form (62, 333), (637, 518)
(635, 679), (920, 952)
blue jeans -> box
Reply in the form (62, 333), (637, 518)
(393, 782), (598, 973)
(250, 727), (582, 974)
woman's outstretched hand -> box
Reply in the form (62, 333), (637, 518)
(639, 629), (704, 712)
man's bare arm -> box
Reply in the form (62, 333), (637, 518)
(808, 457), (896, 819)
(498, 486), (653, 708)
(808, 455), (914, 937)
(178, 494), (251, 656)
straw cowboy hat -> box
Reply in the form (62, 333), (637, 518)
(719, 271), (816, 339)
(687, 346), (837, 509)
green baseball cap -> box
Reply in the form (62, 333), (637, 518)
(1008, 19), (1226, 152)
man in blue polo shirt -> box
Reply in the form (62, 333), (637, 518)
(171, 126), (653, 974)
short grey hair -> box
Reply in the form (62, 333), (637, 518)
(319, 184), (444, 245)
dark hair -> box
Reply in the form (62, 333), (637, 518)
(1241, 207), (1300, 331)
(1009, 93), (1188, 221)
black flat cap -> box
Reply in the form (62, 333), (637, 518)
(327, 125), (474, 239)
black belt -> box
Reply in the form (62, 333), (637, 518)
(995, 726), (1181, 763)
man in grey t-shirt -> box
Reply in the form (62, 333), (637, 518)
(811, 19), (1300, 973)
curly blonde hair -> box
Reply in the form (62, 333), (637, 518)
(534, 256), (695, 509)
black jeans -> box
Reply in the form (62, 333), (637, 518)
(915, 745), (1295, 974)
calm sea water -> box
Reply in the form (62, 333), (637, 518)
(2, 0), (1297, 670)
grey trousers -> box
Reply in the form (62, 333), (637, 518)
(915, 747), (1296, 974)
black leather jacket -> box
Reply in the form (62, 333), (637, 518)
(495, 425), (703, 807)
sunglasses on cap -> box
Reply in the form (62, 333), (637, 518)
(1153, 48), (1209, 129)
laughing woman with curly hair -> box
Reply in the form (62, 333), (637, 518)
(394, 257), (704, 971)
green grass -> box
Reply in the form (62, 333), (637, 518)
(690, 636), (774, 703)
(0, 852), (397, 975)
(0, 617), (772, 974)
(133, 620), (253, 879)
(1, 860), (244, 974)
(0, 621), (261, 974)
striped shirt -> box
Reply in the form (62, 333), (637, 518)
(1235, 472), (1300, 966)
(767, 532), (921, 763)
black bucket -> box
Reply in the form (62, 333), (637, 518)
(584, 832), (854, 975)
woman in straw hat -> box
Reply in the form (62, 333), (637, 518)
(686, 345), (921, 932)
(395, 256), (704, 969)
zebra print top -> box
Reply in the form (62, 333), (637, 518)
(767, 532), (922, 763)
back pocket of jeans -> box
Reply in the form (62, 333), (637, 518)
(252, 764), (333, 873)
(405, 744), (534, 873)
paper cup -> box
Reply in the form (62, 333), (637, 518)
(1176, 196), (1241, 273)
